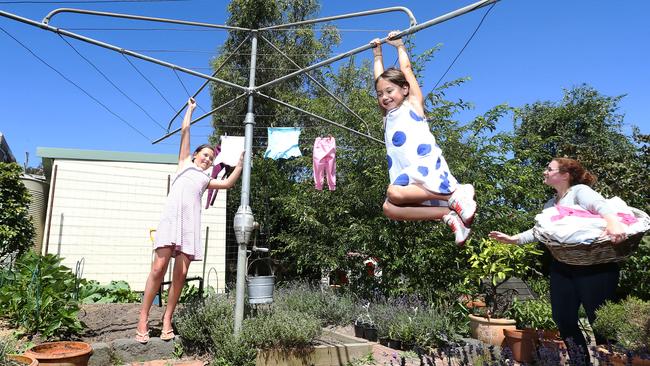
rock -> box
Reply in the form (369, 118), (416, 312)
(111, 337), (178, 364)
(88, 342), (112, 366)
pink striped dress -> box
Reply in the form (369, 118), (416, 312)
(154, 165), (210, 261)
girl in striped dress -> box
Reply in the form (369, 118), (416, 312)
(136, 98), (242, 343)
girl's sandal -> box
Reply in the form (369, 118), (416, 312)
(135, 330), (150, 344)
(160, 328), (175, 341)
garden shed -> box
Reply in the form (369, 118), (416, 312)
(37, 147), (227, 293)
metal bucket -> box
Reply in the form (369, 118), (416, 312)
(247, 259), (275, 305)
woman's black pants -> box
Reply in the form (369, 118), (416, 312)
(550, 259), (619, 365)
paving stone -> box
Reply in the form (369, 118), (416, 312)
(88, 342), (112, 366)
(111, 337), (178, 364)
(127, 360), (204, 366)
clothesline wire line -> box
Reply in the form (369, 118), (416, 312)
(173, 68), (208, 114)
(0, 25), (152, 142)
(431, 2), (496, 91)
(121, 53), (177, 112)
(56, 34), (167, 131)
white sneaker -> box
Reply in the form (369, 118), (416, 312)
(448, 184), (477, 227)
(443, 211), (471, 246)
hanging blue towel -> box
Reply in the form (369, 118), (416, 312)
(264, 127), (302, 160)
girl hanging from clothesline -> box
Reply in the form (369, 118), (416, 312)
(371, 31), (477, 245)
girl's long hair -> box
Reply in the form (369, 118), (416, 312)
(553, 157), (597, 187)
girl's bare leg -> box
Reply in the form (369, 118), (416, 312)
(137, 247), (173, 334)
(386, 184), (451, 205)
(162, 252), (191, 332)
(383, 199), (451, 221)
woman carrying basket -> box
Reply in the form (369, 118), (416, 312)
(489, 158), (627, 365)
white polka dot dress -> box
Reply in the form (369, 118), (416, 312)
(154, 165), (210, 261)
(384, 101), (458, 204)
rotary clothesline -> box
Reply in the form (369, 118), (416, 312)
(0, 1), (496, 146)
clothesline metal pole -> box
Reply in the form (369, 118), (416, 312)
(258, 34), (374, 137)
(255, 0), (498, 92)
(0, 10), (248, 93)
(256, 92), (384, 145)
(164, 35), (251, 132)
(232, 30), (258, 335)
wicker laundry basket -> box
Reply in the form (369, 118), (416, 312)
(534, 207), (650, 266)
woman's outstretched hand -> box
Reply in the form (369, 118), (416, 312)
(488, 231), (518, 245)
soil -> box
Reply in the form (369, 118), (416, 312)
(78, 303), (165, 343)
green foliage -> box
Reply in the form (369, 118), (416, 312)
(0, 251), (83, 338)
(161, 284), (202, 304)
(593, 297), (650, 353)
(209, 0), (648, 306)
(273, 281), (356, 326)
(368, 298), (464, 348)
(513, 84), (649, 210)
(0, 162), (35, 259)
(505, 298), (556, 330)
(464, 238), (543, 317)
(77, 280), (141, 304)
(619, 236), (650, 300)
(242, 308), (322, 349)
(175, 294), (236, 355)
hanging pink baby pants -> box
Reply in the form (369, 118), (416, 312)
(313, 136), (336, 190)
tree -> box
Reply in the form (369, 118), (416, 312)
(0, 162), (35, 259)
(512, 84), (648, 209)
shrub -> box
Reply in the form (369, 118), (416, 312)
(78, 280), (141, 303)
(0, 162), (35, 259)
(0, 251), (83, 338)
(242, 308), (322, 349)
(593, 296), (650, 354)
(505, 298), (556, 330)
(619, 237), (650, 301)
(463, 238), (543, 318)
(273, 281), (356, 326)
(175, 294), (235, 355)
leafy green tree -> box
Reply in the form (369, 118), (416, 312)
(0, 162), (35, 259)
(512, 84), (648, 209)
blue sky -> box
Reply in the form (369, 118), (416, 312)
(1, 0), (648, 167)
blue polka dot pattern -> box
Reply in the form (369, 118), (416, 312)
(392, 131), (406, 147)
(439, 172), (451, 193)
(417, 144), (431, 156)
(409, 110), (425, 122)
(418, 166), (429, 176)
(436, 157), (441, 170)
(387, 155), (392, 170)
(393, 173), (410, 186)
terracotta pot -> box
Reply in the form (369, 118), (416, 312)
(26, 341), (92, 366)
(468, 314), (516, 346)
(503, 328), (538, 363)
(7, 354), (39, 366)
(597, 347), (650, 366)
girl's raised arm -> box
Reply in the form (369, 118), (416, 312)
(371, 38), (384, 80)
(387, 31), (424, 114)
(177, 97), (197, 172)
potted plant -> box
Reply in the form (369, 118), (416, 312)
(463, 238), (543, 346)
(1, 338), (38, 366)
(593, 297), (650, 366)
(503, 297), (560, 363)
